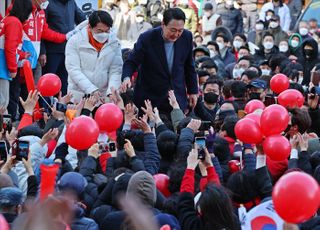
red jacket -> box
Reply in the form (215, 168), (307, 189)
(6, 4), (66, 68)
(0, 16), (23, 76)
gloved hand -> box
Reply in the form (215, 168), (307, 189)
(205, 127), (216, 153)
(54, 143), (69, 163)
(66, 28), (80, 40)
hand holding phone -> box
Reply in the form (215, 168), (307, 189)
(195, 137), (206, 160)
(0, 141), (8, 162)
(12, 139), (29, 161)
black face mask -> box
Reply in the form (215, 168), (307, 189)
(304, 49), (313, 56)
(204, 92), (219, 104)
(249, 92), (261, 100)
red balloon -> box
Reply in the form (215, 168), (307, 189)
(95, 103), (123, 132)
(272, 172), (320, 223)
(66, 116), (99, 150)
(270, 74), (289, 94)
(235, 118), (263, 144)
(262, 135), (291, 161)
(244, 99), (265, 114)
(260, 104), (289, 136)
(37, 73), (62, 96)
(245, 113), (261, 126)
(0, 214), (10, 230)
(153, 174), (171, 198)
(278, 89), (305, 108)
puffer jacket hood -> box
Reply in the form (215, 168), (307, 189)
(288, 33), (302, 51)
(111, 173), (132, 208)
(211, 26), (233, 44)
(126, 171), (156, 208)
(302, 38), (319, 59)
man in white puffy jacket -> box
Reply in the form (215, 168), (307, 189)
(65, 10), (123, 103)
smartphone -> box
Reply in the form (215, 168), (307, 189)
(0, 141), (8, 162)
(195, 137), (206, 161)
(199, 121), (211, 131)
(264, 95), (276, 107)
(311, 70), (320, 86)
(83, 94), (91, 99)
(3, 114), (12, 133)
(108, 142), (116, 152)
(12, 139), (29, 161)
(56, 102), (67, 113)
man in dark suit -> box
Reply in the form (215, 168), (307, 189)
(121, 8), (198, 114)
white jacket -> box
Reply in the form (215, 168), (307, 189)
(259, 2), (291, 32)
(65, 23), (123, 103)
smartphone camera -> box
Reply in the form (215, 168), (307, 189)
(56, 102), (67, 113)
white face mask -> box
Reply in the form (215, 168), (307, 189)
(209, 50), (216, 58)
(139, 0), (148, 5)
(217, 42), (225, 50)
(263, 41), (274, 50)
(204, 12), (212, 18)
(291, 40), (299, 48)
(266, 15), (272, 21)
(269, 21), (279, 29)
(299, 28), (309, 36)
(233, 40), (242, 49)
(256, 24), (264, 31)
(279, 45), (288, 52)
(39, 0), (49, 10)
(233, 68), (245, 79)
(298, 77), (303, 84)
(261, 69), (271, 76)
(136, 16), (144, 23)
(93, 32), (109, 43)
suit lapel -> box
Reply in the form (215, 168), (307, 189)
(152, 28), (171, 76)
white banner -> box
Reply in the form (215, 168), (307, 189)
(75, 0), (99, 17)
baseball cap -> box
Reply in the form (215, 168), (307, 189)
(204, 3), (213, 10)
(247, 79), (267, 90)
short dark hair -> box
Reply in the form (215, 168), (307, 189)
(216, 34), (229, 43)
(197, 69), (210, 78)
(89, 10), (113, 28)
(309, 18), (318, 23)
(163, 8), (186, 26)
(237, 55), (253, 64)
(262, 31), (274, 40)
(234, 33), (247, 43)
(203, 79), (222, 91)
(289, 108), (312, 134)
(268, 53), (289, 72)
(222, 80), (234, 99)
(231, 81), (247, 98)
(241, 69), (259, 80)
(221, 116), (239, 140)
(10, 0), (32, 23)
(239, 46), (250, 53)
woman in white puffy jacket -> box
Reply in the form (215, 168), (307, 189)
(65, 10), (123, 103)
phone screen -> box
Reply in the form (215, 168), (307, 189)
(3, 114), (12, 132)
(108, 142), (116, 152)
(195, 137), (206, 149)
(17, 141), (29, 161)
(0, 141), (7, 162)
(56, 102), (67, 113)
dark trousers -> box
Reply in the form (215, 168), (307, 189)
(43, 53), (68, 96)
(7, 71), (29, 121)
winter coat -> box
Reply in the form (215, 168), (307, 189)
(259, 2), (291, 32)
(216, 6), (243, 35)
(65, 22), (123, 103)
(122, 27), (198, 111)
(309, 108), (320, 137)
(106, 133), (161, 176)
(179, 6), (197, 34)
(254, 45), (280, 63)
(0, 16), (23, 80)
(300, 38), (320, 85)
(71, 206), (99, 230)
(43, 0), (86, 54)
(267, 27), (289, 46)
(127, 21), (152, 42)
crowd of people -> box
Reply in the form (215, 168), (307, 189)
(0, 0), (320, 229)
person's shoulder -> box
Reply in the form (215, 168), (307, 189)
(3, 16), (22, 28)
